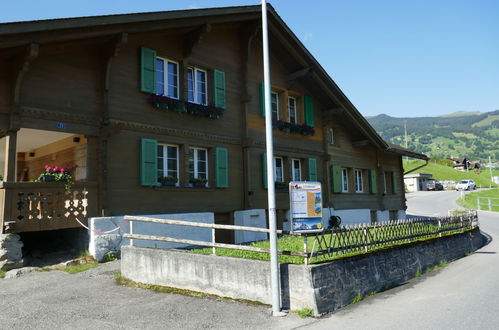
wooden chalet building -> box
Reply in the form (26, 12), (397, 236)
(0, 5), (427, 242)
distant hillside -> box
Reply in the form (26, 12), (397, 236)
(404, 160), (498, 188)
(366, 110), (499, 161)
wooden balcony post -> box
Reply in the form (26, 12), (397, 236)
(3, 131), (17, 182)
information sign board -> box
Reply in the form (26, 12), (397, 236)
(289, 181), (323, 233)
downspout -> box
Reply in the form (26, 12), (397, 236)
(404, 159), (429, 175)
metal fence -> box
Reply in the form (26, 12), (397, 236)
(477, 197), (499, 212)
(123, 211), (479, 265)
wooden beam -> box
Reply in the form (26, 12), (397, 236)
(182, 23), (211, 58)
(352, 139), (370, 148)
(12, 43), (39, 105)
(3, 131), (18, 181)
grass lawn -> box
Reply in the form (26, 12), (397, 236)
(404, 160), (498, 188)
(192, 220), (471, 265)
(457, 188), (499, 212)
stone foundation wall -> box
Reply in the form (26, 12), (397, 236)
(121, 228), (486, 315)
(0, 234), (24, 270)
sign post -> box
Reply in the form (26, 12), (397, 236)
(289, 181), (323, 233)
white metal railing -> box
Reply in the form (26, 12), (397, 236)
(123, 215), (297, 257)
(477, 197), (499, 212)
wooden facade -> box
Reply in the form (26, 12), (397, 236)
(0, 5), (427, 235)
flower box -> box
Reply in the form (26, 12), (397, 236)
(147, 95), (224, 119)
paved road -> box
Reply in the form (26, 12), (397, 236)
(301, 190), (499, 330)
(0, 190), (497, 329)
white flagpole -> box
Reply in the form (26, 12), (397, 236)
(261, 0), (282, 316)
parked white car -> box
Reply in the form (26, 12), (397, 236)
(455, 179), (476, 191)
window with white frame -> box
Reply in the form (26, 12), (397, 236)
(291, 159), (301, 181)
(274, 157), (284, 183)
(156, 57), (179, 98)
(355, 169), (363, 192)
(342, 168), (349, 192)
(288, 97), (297, 124)
(271, 92), (279, 122)
(188, 147), (208, 184)
(187, 67), (207, 105)
(157, 144), (179, 183)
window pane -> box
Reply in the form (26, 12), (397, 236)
(167, 159), (177, 172)
(274, 158), (283, 182)
(157, 146), (164, 179)
(155, 59), (165, 95)
(271, 93), (279, 122)
(167, 62), (178, 98)
(187, 68), (194, 102)
(167, 146), (177, 159)
(198, 149), (206, 161)
(197, 70), (207, 105)
(289, 97), (296, 124)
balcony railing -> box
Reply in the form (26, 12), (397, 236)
(0, 181), (98, 233)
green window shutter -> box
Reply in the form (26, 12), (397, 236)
(140, 138), (158, 186)
(214, 70), (226, 109)
(215, 147), (229, 188)
(369, 169), (377, 194)
(140, 47), (156, 93)
(330, 164), (342, 193)
(260, 82), (266, 117)
(391, 172), (398, 194)
(308, 158), (317, 181)
(262, 152), (268, 188)
(304, 95), (314, 127)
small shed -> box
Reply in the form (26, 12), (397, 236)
(404, 173), (432, 192)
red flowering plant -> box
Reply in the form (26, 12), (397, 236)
(36, 164), (78, 192)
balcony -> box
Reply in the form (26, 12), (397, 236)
(0, 181), (98, 233)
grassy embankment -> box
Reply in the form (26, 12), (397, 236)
(457, 189), (499, 212)
(404, 160), (498, 188)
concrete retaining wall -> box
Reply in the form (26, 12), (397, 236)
(122, 228), (486, 315)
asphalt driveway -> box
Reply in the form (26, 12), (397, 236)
(0, 261), (311, 329)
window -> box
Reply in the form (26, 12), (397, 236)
(328, 128), (335, 144)
(291, 159), (301, 181)
(157, 144), (179, 183)
(189, 147), (208, 185)
(342, 168), (349, 192)
(288, 97), (297, 124)
(383, 171), (388, 194)
(274, 157), (284, 183)
(354, 169), (363, 192)
(187, 67), (207, 105)
(271, 92), (279, 122)
(156, 58), (179, 98)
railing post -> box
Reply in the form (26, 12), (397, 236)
(304, 236), (309, 265)
(212, 227), (216, 255)
(488, 198), (492, 211)
(129, 220), (134, 246)
(438, 219), (442, 237)
(363, 226), (368, 252)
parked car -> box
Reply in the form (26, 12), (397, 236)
(455, 179), (476, 191)
(426, 180), (444, 191)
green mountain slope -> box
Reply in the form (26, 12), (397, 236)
(404, 160), (498, 188)
(367, 110), (499, 161)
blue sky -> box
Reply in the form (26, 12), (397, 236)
(1, 0), (498, 118)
